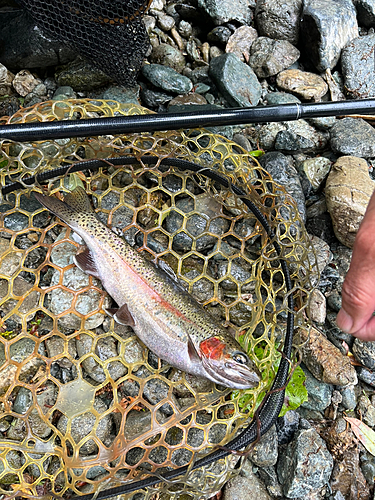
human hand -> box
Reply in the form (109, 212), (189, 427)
(336, 190), (375, 340)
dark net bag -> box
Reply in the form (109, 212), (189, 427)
(16, 0), (151, 87)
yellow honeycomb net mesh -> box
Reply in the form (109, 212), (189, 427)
(0, 100), (317, 499)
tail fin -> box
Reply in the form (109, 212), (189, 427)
(34, 187), (94, 227)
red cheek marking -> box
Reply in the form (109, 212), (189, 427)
(200, 337), (226, 360)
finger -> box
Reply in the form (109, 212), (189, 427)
(336, 191), (375, 339)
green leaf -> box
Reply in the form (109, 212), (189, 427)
(345, 417), (375, 456)
(248, 149), (265, 158)
(0, 159), (8, 169)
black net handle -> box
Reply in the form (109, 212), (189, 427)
(2, 156), (294, 499)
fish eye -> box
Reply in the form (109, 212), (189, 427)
(232, 352), (249, 364)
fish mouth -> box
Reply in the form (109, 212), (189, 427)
(201, 357), (261, 390)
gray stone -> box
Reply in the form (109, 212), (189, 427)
(249, 37), (300, 78)
(53, 86), (76, 100)
(338, 384), (357, 410)
(259, 152), (306, 222)
(209, 53), (261, 107)
(76, 333), (106, 383)
(198, 0), (253, 25)
(277, 423), (334, 497)
(0, 9), (76, 69)
(354, 0), (375, 26)
(353, 338), (375, 370)
(140, 87), (173, 108)
(57, 399), (112, 455)
(101, 86), (140, 105)
(141, 63), (193, 94)
(255, 0), (302, 45)
(308, 116), (337, 130)
(208, 26), (232, 45)
(276, 410), (300, 445)
(250, 425), (278, 467)
(357, 366), (375, 387)
(307, 289), (326, 324)
(274, 120), (329, 153)
(331, 118), (375, 157)
(150, 43), (186, 73)
(13, 387), (33, 414)
(300, 366), (333, 411)
(223, 460), (272, 500)
(341, 34), (375, 99)
(357, 394), (375, 427)
(265, 92), (301, 105)
(300, 0), (358, 71)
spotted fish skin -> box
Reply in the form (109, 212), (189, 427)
(34, 187), (261, 390)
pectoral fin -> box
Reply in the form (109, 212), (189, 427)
(106, 303), (135, 326)
(187, 336), (201, 363)
(74, 247), (100, 278)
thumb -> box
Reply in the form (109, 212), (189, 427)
(336, 191), (375, 340)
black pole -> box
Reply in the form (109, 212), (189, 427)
(1, 99), (375, 142)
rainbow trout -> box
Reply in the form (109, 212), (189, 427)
(35, 187), (261, 389)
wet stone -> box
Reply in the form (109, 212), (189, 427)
(255, 0), (302, 45)
(300, 0), (358, 71)
(352, 338), (375, 370)
(357, 366), (375, 387)
(209, 53), (262, 107)
(13, 387), (33, 414)
(274, 119), (329, 153)
(331, 117), (375, 158)
(265, 91), (301, 105)
(250, 425), (278, 467)
(197, 0), (252, 25)
(276, 410), (300, 445)
(276, 69), (328, 101)
(338, 384), (357, 410)
(140, 87), (172, 108)
(300, 366), (333, 412)
(298, 156), (331, 192)
(207, 26), (232, 45)
(341, 34), (375, 99)
(225, 26), (258, 62)
(141, 64), (193, 94)
(259, 152), (306, 222)
(150, 43), (186, 73)
(249, 37), (300, 78)
(223, 460), (272, 500)
(357, 394), (375, 428)
(277, 421), (334, 497)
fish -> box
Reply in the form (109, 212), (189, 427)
(34, 187), (261, 390)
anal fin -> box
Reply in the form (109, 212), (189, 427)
(105, 303), (135, 327)
(74, 247), (100, 278)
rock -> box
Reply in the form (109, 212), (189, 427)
(339, 384), (357, 410)
(274, 119), (329, 153)
(354, 0), (375, 27)
(357, 394), (375, 427)
(300, 366), (333, 412)
(249, 37), (300, 78)
(150, 43), (186, 73)
(52, 85), (76, 100)
(0, 238), (23, 277)
(250, 425), (278, 467)
(295, 326), (358, 386)
(309, 116), (337, 130)
(0, 9), (75, 69)
(0, 276), (39, 323)
(341, 34), (375, 99)
(168, 93), (207, 107)
(352, 338), (375, 370)
(307, 289), (326, 324)
(141, 63), (193, 94)
(0, 63), (14, 96)
(197, 0), (253, 25)
(277, 422), (334, 497)
(223, 460), (272, 500)
(357, 366), (375, 387)
(325, 156), (375, 248)
(12, 69), (41, 96)
(276, 410), (300, 445)
(257, 466), (283, 498)
(259, 152), (306, 222)
(298, 157), (332, 192)
(55, 58), (112, 91)
(57, 398), (112, 455)
(255, 0), (302, 45)
(265, 91), (301, 105)
(331, 444), (370, 500)
(300, 0), (358, 71)
(101, 86), (140, 106)
(276, 69), (328, 101)
(225, 26), (258, 62)
(209, 53), (262, 107)
(330, 118), (375, 158)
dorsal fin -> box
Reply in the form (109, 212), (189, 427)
(63, 187), (94, 214)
